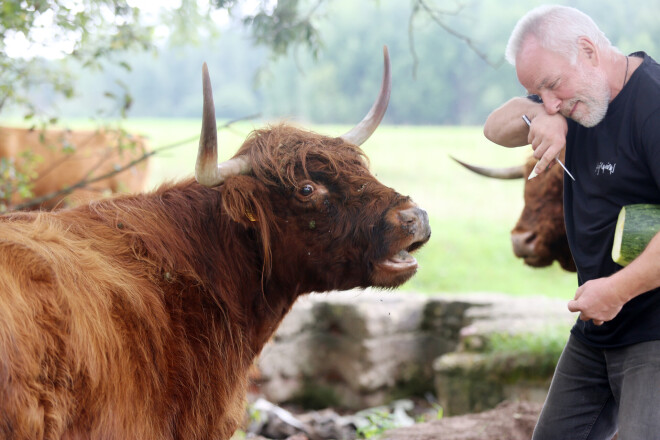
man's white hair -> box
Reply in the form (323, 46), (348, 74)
(505, 5), (616, 66)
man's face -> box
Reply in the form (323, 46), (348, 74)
(516, 37), (610, 127)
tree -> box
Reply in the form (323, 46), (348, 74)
(0, 0), (326, 209)
(0, 0), (330, 122)
(1, 0), (506, 123)
(1, 0), (153, 119)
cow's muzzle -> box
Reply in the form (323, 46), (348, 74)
(398, 206), (431, 247)
(371, 204), (431, 287)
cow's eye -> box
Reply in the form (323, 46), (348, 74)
(299, 184), (314, 197)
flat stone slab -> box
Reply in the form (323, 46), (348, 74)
(256, 290), (577, 409)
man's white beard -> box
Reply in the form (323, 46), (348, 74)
(571, 69), (611, 128)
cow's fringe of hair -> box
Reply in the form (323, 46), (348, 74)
(237, 124), (370, 190)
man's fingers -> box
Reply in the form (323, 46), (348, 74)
(567, 299), (580, 313)
(535, 153), (562, 174)
(568, 300), (606, 325)
(534, 161), (549, 174)
(568, 299), (590, 322)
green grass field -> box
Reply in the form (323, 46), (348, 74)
(57, 118), (579, 300)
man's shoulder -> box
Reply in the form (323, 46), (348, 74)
(633, 52), (660, 85)
(625, 52), (660, 121)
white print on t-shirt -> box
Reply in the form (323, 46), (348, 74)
(595, 162), (616, 175)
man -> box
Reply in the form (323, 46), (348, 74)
(484, 5), (660, 439)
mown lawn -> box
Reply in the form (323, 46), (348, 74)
(51, 118), (580, 300)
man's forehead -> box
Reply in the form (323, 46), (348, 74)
(525, 73), (558, 95)
(516, 40), (566, 92)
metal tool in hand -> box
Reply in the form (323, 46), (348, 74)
(522, 114), (576, 181)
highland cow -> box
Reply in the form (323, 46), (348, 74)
(0, 47), (431, 439)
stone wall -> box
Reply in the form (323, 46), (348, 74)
(255, 289), (576, 414)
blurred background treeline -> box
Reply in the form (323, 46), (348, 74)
(4, 0), (660, 125)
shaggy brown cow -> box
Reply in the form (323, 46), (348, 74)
(0, 126), (150, 210)
(0, 48), (431, 439)
(453, 154), (575, 271)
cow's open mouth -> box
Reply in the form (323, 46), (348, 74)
(522, 255), (552, 268)
(378, 248), (418, 272)
(371, 205), (430, 287)
(371, 243), (423, 287)
(374, 238), (426, 276)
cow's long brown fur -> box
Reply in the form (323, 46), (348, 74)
(0, 124), (428, 439)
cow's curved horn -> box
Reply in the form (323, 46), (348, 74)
(451, 156), (525, 179)
(339, 46), (391, 146)
(196, 62), (251, 187)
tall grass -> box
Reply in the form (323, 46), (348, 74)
(75, 118), (579, 300)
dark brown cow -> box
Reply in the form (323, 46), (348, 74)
(0, 48), (431, 439)
(453, 153), (575, 272)
(0, 126), (150, 210)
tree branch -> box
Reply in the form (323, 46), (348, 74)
(12, 113), (260, 211)
(410, 0), (504, 69)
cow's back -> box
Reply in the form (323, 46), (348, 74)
(0, 213), (172, 438)
(0, 210), (249, 438)
(0, 127), (150, 209)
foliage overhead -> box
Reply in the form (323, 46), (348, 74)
(1, 0), (510, 123)
(0, 0), (153, 119)
(0, 0), (328, 122)
(0, 0), (328, 209)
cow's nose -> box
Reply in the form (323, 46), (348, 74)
(398, 206), (431, 241)
(511, 231), (537, 257)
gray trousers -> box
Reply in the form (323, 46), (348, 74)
(532, 335), (660, 440)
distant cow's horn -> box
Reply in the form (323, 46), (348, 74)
(196, 62), (251, 187)
(339, 46), (391, 146)
(451, 156), (525, 179)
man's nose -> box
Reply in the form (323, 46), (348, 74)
(540, 92), (561, 114)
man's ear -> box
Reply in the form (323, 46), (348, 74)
(221, 175), (272, 228)
(577, 36), (599, 66)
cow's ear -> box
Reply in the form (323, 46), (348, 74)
(220, 176), (272, 228)
(221, 175), (275, 277)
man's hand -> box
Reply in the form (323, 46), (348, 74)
(567, 277), (626, 326)
(568, 232), (660, 326)
(527, 113), (568, 175)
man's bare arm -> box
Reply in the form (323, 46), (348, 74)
(483, 97), (543, 147)
(484, 97), (569, 176)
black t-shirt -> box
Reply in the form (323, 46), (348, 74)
(564, 52), (660, 347)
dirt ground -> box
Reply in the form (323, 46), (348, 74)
(380, 401), (542, 440)
(247, 400), (544, 440)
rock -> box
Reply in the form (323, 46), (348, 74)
(258, 290), (461, 409)
(246, 397), (434, 440)
(432, 294), (575, 416)
(248, 398), (318, 439)
(256, 290), (575, 412)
